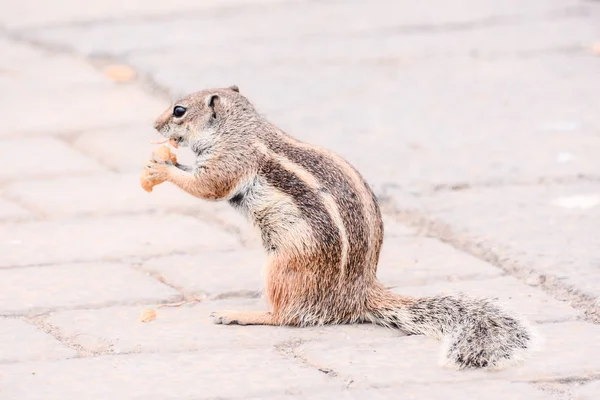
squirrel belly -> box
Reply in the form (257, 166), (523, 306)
(150, 85), (536, 370)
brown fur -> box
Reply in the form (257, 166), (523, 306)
(146, 86), (536, 370)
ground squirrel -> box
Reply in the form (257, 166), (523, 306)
(146, 85), (535, 370)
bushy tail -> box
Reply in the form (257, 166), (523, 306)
(367, 288), (536, 370)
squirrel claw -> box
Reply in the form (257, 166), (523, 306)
(144, 161), (171, 181)
(210, 311), (241, 325)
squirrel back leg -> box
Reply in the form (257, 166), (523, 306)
(209, 253), (366, 327)
(211, 310), (276, 326)
(208, 255), (306, 327)
(210, 254), (334, 328)
(264, 253), (365, 326)
(209, 255), (300, 327)
(209, 255), (304, 327)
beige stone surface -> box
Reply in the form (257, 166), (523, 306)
(1, 86), (165, 136)
(377, 235), (503, 286)
(44, 299), (398, 354)
(0, 199), (32, 221)
(573, 381), (600, 400)
(5, 172), (204, 218)
(139, 250), (266, 297)
(391, 276), (579, 323)
(0, 263), (180, 314)
(0, 349), (339, 400)
(1, 0), (598, 398)
(295, 322), (600, 386)
(0, 138), (106, 181)
(0, 215), (239, 268)
(0, 0), (294, 28)
(0, 318), (76, 362)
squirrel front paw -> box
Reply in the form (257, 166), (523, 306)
(145, 159), (172, 179)
(140, 160), (173, 192)
(140, 145), (178, 192)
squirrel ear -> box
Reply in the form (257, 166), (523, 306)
(207, 94), (219, 118)
(207, 94), (219, 108)
(229, 85), (239, 93)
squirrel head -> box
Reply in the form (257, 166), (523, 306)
(153, 85), (252, 150)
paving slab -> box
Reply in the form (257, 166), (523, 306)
(391, 276), (579, 323)
(0, 0), (293, 29)
(120, 15), (599, 66)
(0, 348), (340, 400)
(0, 44), (109, 93)
(140, 250), (266, 297)
(388, 182), (600, 299)
(0, 263), (180, 314)
(377, 235), (504, 286)
(0, 36), (44, 62)
(0, 214), (239, 267)
(5, 172), (204, 218)
(44, 299), (397, 355)
(295, 321), (600, 386)
(182, 200), (262, 248)
(0, 199), (33, 221)
(381, 217), (416, 238)
(0, 85), (165, 136)
(0, 318), (76, 363)
(0, 138), (106, 181)
(573, 381), (600, 400)
(248, 382), (553, 400)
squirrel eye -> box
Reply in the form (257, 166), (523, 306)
(173, 106), (187, 118)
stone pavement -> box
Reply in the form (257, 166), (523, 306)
(1, 0), (600, 398)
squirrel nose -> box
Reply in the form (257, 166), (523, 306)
(154, 117), (167, 131)
(154, 109), (170, 131)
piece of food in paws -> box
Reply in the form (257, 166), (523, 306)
(153, 144), (178, 165)
(140, 145), (178, 192)
(150, 138), (179, 148)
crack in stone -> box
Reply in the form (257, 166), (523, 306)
(129, 261), (200, 301)
(275, 339), (341, 379)
(1, 297), (185, 318)
(0, 247), (241, 270)
(382, 203), (600, 324)
(0, 170), (110, 187)
(5, 0), (302, 31)
(2, 27), (75, 56)
(531, 374), (600, 384)
(210, 290), (262, 300)
(532, 374), (600, 399)
(380, 174), (600, 196)
(54, 134), (120, 174)
(24, 315), (113, 357)
(8, 2), (588, 39)
(173, 209), (252, 249)
(0, 192), (46, 221)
